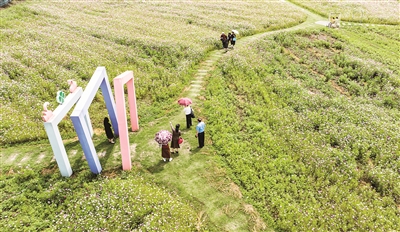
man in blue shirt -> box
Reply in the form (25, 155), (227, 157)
(195, 118), (206, 148)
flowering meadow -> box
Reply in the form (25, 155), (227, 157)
(0, 0), (306, 145)
(2, 1), (400, 231)
(289, 0), (400, 25)
(0, 168), (199, 231)
(204, 25), (400, 230)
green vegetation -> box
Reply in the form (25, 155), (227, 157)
(1, 0), (400, 231)
(0, 0), (306, 145)
(204, 26), (400, 230)
(289, 0), (400, 25)
(0, 167), (199, 231)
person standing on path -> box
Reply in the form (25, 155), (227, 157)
(195, 118), (206, 148)
(231, 31), (236, 48)
(220, 32), (228, 52)
(184, 105), (193, 129)
(103, 117), (115, 144)
(161, 143), (172, 162)
(170, 122), (181, 154)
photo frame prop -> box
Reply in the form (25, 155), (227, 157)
(114, 71), (139, 170)
(71, 67), (118, 174)
(42, 87), (83, 177)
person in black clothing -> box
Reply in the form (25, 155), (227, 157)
(103, 117), (115, 144)
(220, 32), (228, 52)
(170, 122), (181, 154)
(231, 31), (236, 48)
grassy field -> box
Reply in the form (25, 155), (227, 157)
(0, 0), (306, 145)
(204, 25), (400, 230)
(1, 0), (400, 231)
(289, 0), (400, 25)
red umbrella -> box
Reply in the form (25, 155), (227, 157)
(178, 98), (192, 106)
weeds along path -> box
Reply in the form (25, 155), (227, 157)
(138, 4), (327, 231)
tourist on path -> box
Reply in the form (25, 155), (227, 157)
(230, 31), (236, 48)
(184, 105), (193, 129)
(161, 143), (172, 162)
(220, 32), (228, 52)
(170, 122), (181, 154)
(103, 117), (115, 144)
(195, 118), (206, 148)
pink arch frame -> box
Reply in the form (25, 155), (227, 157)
(114, 71), (139, 170)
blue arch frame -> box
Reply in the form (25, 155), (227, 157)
(70, 67), (118, 174)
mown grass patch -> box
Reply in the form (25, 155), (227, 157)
(204, 26), (400, 230)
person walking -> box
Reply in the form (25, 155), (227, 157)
(184, 105), (193, 129)
(103, 117), (115, 144)
(195, 118), (206, 148)
(170, 122), (181, 154)
(220, 32), (228, 52)
(231, 31), (236, 48)
(161, 143), (172, 162)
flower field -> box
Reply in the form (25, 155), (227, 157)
(0, 168), (200, 231)
(1, 0), (400, 231)
(204, 25), (400, 230)
(0, 0), (306, 145)
(289, 0), (400, 25)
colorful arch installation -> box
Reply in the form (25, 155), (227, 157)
(71, 67), (119, 174)
(43, 67), (139, 177)
(42, 82), (84, 177)
(114, 71), (139, 170)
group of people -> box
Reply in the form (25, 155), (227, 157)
(161, 122), (181, 162)
(183, 105), (205, 149)
(328, 16), (340, 28)
(102, 105), (206, 163)
(161, 106), (206, 162)
(220, 31), (237, 52)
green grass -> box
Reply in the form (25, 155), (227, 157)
(204, 26), (400, 231)
(1, 0), (399, 231)
(289, 0), (400, 25)
(0, 0), (307, 145)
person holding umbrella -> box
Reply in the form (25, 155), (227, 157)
(161, 144), (172, 162)
(195, 118), (206, 148)
(178, 97), (194, 129)
(155, 130), (173, 162)
(184, 105), (193, 129)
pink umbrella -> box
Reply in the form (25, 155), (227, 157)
(155, 130), (172, 145)
(178, 98), (192, 106)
